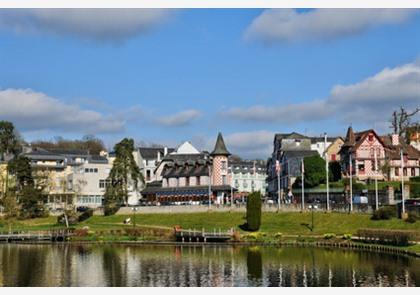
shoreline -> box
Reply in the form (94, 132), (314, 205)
(3, 238), (419, 259)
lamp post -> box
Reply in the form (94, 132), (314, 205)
(301, 158), (305, 211)
(132, 207), (138, 228)
(230, 166), (234, 208)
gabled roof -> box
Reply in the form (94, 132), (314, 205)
(274, 132), (307, 143)
(172, 141), (200, 155)
(211, 132), (231, 156)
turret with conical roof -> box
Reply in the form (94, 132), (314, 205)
(343, 126), (355, 147)
(211, 132), (231, 156)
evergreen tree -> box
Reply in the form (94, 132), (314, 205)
(7, 156), (47, 218)
(104, 138), (143, 215)
(246, 191), (262, 231)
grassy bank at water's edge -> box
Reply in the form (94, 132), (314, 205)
(1, 211), (419, 236)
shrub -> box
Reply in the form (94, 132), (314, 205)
(371, 207), (395, 220)
(405, 212), (418, 224)
(323, 233), (336, 240)
(274, 232), (283, 239)
(357, 228), (418, 246)
(73, 228), (89, 237)
(342, 233), (352, 240)
(245, 191), (262, 231)
(78, 208), (93, 222)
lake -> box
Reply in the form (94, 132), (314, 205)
(0, 243), (418, 287)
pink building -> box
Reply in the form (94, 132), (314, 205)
(141, 132), (235, 204)
(340, 127), (420, 181)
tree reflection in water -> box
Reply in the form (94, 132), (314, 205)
(0, 244), (418, 287)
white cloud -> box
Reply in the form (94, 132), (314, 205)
(156, 109), (201, 127)
(245, 9), (416, 43)
(0, 9), (172, 42)
(222, 60), (420, 127)
(203, 130), (274, 159)
(0, 88), (124, 134)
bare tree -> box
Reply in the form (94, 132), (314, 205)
(390, 106), (420, 143)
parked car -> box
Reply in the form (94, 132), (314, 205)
(353, 196), (368, 204)
(76, 206), (90, 212)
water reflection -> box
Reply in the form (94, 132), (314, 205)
(0, 244), (418, 287)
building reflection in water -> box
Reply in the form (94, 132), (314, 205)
(0, 244), (418, 287)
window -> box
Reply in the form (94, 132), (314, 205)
(186, 177), (190, 186)
(358, 163), (365, 173)
(235, 180), (239, 188)
(85, 168), (89, 173)
(411, 168), (415, 176)
(243, 181), (248, 188)
(222, 175), (227, 185)
(146, 170), (151, 181)
(196, 176), (200, 186)
(221, 161), (227, 171)
(368, 134), (374, 142)
(94, 168), (98, 173)
(403, 168), (407, 176)
(395, 168), (399, 176)
(99, 179), (111, 189)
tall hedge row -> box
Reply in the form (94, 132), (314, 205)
(246, 191), (262, 231)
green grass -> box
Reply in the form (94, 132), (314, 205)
(2, 211), (419, 237)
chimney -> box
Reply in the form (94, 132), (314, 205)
(164, 147), (168, 156)
(392, 134), (399, 146)
(157, 150), (161, 162)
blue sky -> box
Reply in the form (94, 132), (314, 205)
(0, 9), (419, 158)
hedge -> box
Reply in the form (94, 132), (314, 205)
(357, 228), (418, 246)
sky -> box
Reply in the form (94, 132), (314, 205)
(0, 8), (419, 159)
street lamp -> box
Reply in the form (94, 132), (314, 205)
(132, 207), (139, 228)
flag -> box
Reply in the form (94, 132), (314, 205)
(275, 160), (281, 176)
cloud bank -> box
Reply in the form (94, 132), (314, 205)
(0, 9), (172, 42)
(157, 109), (202, 127)
(222, 60), (420, 126)
(0, 88), (125, 134)
(245, 9), (416, 43)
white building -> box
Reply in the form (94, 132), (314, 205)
(230, 160), (267, 196)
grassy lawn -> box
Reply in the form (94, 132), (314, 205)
(1, 211), (419, 238)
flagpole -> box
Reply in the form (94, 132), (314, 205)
(374, 148), (379, 211)
(324, 133), (329, 211)
(401, 149), (405, 216)
(349, 153), (353, 212)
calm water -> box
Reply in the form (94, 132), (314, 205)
(0, 243), (418, 287)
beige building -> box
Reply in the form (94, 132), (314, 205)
(325, 137), (344, 162)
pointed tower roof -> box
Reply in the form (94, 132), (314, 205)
(343, 126), (355, 147)
(211, 132), (231, 156)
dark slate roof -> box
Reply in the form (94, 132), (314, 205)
(44, 149), (89, 156)
(89, 155), (109, 163)
(308, 136), (340, 144)
(162, 164), (210, 178)
(24, 148), (66, 160)
(142, 185), (235, 195)
(211, 132), (231, 156)
(274, 132), (307, 143)
(282, 150), (318, 159)
(138, 147), (175, 160)
(230, 160), (266, 174)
